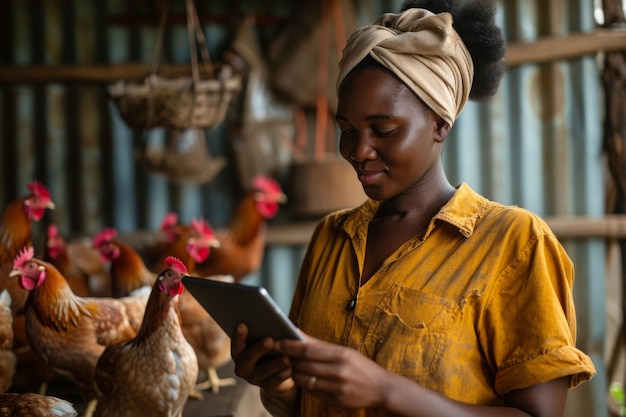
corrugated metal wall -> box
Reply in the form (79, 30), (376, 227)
(0, 0), (610, 415)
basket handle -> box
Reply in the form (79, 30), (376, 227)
(149, 0), (214, 82)
(149, 5), (168, 78)
(186, 0), (214, 84)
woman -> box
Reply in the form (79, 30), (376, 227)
(231, 1), (596, 416)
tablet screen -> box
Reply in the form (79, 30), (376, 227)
(182, 275), (305, 344)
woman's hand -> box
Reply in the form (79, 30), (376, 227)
(230, 323), (297, 396)
(274, 335), (392, 409)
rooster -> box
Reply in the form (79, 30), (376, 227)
(0, 392), (77, 417)
(92, 257), (198, 417)
(0, 290), (16, 394)
(9, 246), (151, 417)
(191, 175), (287, 282)
(1, 180), (55, 315)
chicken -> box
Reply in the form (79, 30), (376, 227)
(1, 180), (55, 315)
(0, 290), (16, 394)
(92, 257), (198, 417)
(0, 181), (55, 394)
(0, 392), (77, 417)
(2, 291), (51, 398)
(9, 246), (151, 417)
(45, 224), (91, 297)
(178, 273), (237, 395)
(93, 227), (157, 298)
(45, 224), (112, 298)
(147, 215), (238, 394)
(150, 216), (220, 274)
(93, 222), (230, 395)
(193, 175), (286, 282)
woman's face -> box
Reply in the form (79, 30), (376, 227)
(336, 68), (447, 201)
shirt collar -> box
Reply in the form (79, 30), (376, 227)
(342, 182), (490, 240)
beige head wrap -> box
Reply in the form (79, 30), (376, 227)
(336, 8), (473, 126)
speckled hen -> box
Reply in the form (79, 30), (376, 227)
(93, 257), (198, 417)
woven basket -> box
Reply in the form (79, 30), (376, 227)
(108, 0), (241, 131)
(109, 67), (240, 130)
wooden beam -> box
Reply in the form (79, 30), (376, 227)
(265, 215), (626, 246)
(505, 28), (626, 67)
(0, 29), (625, 84)
(108, 13), (287, 28)
(0, 63), (211, 84)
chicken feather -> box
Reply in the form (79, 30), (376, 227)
(0, 392), (77, 417)
(9, 246), (149, 413)
(0, 290), (16, 394)
(192, 175), (286, 282)
(93, 257), (198, 417)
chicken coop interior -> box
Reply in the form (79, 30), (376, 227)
(1, 0), (626, 416)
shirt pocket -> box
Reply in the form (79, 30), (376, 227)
(362, 283), (460, 377)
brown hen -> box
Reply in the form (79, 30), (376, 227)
(9, 246), (150, 417)
(0, 392), (77, 417)
(0, 181), (55, 393)
(0, 290), (16, 394)
(95, 220), (230, 395)
(0, 180), (55, 315)
(150, 215), (238, 394)
(45, 224), (91, 297)
(192, 175), (286, 282)
(93, 227), (156, 299)
(93, 257), (198, 417)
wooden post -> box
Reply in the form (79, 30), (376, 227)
(601, 0), (626, 391)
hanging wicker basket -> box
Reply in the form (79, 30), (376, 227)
(108, 0), (241, 131)
(137, 128), (227, 184)
(109, 68), (240, 131)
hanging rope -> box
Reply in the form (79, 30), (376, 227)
(313, 0), (347, 160)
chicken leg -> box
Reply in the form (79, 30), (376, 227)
(194, 366), (236, 394)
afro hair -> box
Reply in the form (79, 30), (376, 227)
(401, 0), (506, 101)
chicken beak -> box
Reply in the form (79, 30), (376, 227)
(46, 201), (56, 210)
(9, 269), (21, 277)
(277, 192), (288, 204)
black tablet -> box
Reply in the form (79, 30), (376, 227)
(181, 275), (305, 345)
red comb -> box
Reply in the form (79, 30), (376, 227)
(47, 224), (59, 239)
(191, 217), (214, 237)
(27, 180), (51, 200)
(160, 212), (179, 231)
(14, 246), (34, 270)
(165, 256), (188, 275)
(93, 227), (117, 247)
(252, 175), (282, 195)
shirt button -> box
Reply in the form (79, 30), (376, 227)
(347, 299), (357, 311)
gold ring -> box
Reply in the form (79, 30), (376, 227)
(307, 375), (317, 391)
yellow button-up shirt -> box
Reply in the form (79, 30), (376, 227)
(289, 183), (595, 416)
